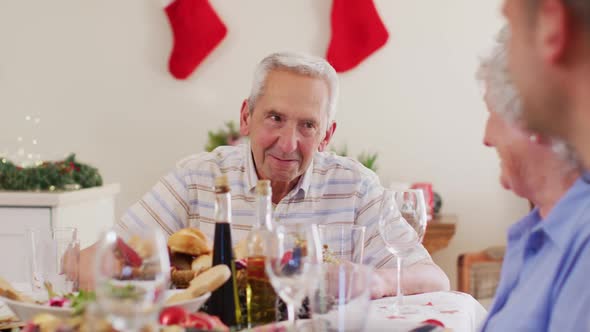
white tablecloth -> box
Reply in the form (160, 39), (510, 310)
(367, 291), (487, 332)
(1, 289), (487, 332)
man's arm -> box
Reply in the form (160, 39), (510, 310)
(73, 165), (193, 290)
(354, 172), (450, 299)
(78, 243), (98, 291)
(371, 258), (450, 299)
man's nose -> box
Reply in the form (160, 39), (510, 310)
(277, 123), (298, 154)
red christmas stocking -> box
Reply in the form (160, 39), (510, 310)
(164, 0), (227, 79)
(326, 0), (389, 73)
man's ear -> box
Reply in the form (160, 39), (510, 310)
(537, 0), (570, 64)
(240, 99), (250, 136)
(318, 122), (337, 152)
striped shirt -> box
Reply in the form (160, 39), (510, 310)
(118, 143), (431, 268)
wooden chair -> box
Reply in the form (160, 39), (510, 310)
(457, 246), (505, 304)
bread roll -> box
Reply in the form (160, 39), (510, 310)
(168, 228), (211, 256)
(171, 269), (197, 289)
(191, 254), (212, 273)
(0, 277), (35, 303)
(166, 265), (230, 304)
(170, 253), (193, 270)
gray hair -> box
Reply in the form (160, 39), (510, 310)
(248, 52), (339, 125)
(477, 26), (580, 169)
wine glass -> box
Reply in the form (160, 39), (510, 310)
(264, 223), (321, 330)
(94, 228), (170, 332)
(378, 189), (428, 313)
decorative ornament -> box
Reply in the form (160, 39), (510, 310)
(0, 154), (102, 191)
(326, 0), (390, 72)
(164, 0), (227, 79)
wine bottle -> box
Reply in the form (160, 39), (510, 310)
(245, 180), (278, 327)
(206, 175), (242, 327)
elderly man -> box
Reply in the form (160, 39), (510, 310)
(479, 27), (590, 331)
(77, 52), (449, 296)
(502, 0), (590, 168)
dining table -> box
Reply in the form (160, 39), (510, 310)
(1, 281), (486, 332)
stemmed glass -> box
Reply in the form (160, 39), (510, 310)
(94, 228), (170, 332)
(378, 189), (428, 313)
(264, 223), (321, 330)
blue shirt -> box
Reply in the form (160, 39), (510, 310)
(481, 173), (590, 331)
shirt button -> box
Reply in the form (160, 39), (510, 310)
(526, 231), (544, 254)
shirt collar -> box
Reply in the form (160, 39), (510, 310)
(507, 207), (542, 243)
(243, 141), (313, 198)
(533, 175), (590, 250)
(244, 142), (259, 194)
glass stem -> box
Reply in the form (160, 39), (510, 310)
(287, 303), (296, 330)
(396, 255), (404, 308)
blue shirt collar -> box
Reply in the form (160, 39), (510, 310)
(507, 207), (542, 243)
(533, 175), (590, 250)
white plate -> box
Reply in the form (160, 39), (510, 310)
(164, 290), (210, 313)
(0, 295), (71, 322)
(0, 290), (210, 322)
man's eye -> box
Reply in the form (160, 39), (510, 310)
(270, 115), (281, 122)
(303, 121), (315, 129)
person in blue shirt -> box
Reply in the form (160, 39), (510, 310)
(477, 27), (590, 331)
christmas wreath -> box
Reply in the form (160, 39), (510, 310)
(0, 154), (103, 191)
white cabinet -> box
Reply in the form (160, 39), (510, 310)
(0, 184), (119, 283)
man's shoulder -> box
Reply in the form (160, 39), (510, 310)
(313, 151), (380, 183)
(175, 145), (246, 172)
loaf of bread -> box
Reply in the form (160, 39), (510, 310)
(166, 265), (231, 304)
(168, 228), (211, 256)
(191, 254), (212, 273)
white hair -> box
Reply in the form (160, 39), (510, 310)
(477, 26), (580, 170)
(248, 52), (339, 125)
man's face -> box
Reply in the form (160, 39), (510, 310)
(240, 69), (335, 185)
(502, 0), (570, 137)
(483, 93), (537, 197)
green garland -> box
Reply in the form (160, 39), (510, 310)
(0, 154), (103, 191)
(205, 121), (241, 152)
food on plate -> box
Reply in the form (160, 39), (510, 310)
(0, 277), (35, 303)
(168, 228), (213, 288)
(168, 228), (211, 256)
(191, 254), (213, 274)
(127, 235), (155, 259)
(166, 265), (230, 305)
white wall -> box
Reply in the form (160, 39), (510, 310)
(0, 0), (529, 288)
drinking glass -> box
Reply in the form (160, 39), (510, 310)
(318, 223), (365, 264)
(378, 189), (428, 313)
(309, 263), (373, 332)
(28, 227), (79, 295)
(265, 223), (321, 330)
(94, 228), (170, 332)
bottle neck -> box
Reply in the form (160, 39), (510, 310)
(214, 192), (232, 224)
(255, 193), (272, 230)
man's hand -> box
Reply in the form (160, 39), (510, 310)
(370, 260), (450, 299)
(77, 244), (98, 291)
(62, 242), (80, 287)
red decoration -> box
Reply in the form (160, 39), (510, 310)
(412, 182), (434, 220)
(159, 306), (188, 326)
(422, 319), (445, 327)
(164, 0), (227, 79)
(116, 238), (143, 267)
(326, 0), (389, 72)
